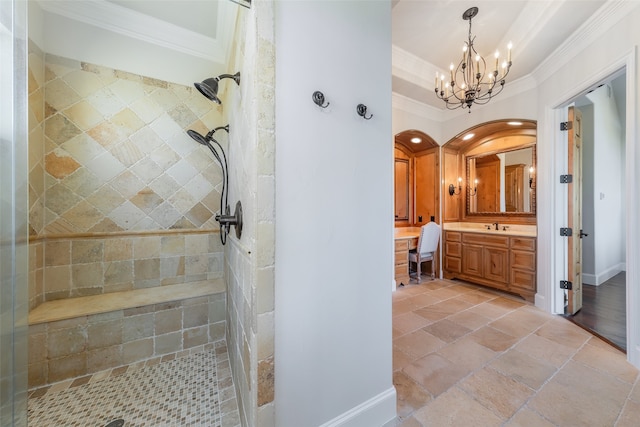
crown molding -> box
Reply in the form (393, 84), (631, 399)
(37, 0), (236, 65)
(392, 45), (438, 90)
(532, 0), (639, 85)
(392, 92), (444, 122)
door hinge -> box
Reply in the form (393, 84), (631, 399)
(560, 227), (573, 236)
(560, 174), (573, 183)
(560, 280), (573, 290)
(560, 121), (573, 131)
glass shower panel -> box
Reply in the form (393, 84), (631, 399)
(0, 0), (29, 425)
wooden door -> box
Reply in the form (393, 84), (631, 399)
(415, 150), (438, 226)
(475, 155), (500, 212)
(483, 247), (509, 287)
(462, 245), (483, 278)
(505, 164), (524, 212)
(567, 106), (583, 314)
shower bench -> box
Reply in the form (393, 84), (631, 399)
(27, 279), (226, 389)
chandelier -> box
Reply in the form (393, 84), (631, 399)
(435, 7), (512, 112)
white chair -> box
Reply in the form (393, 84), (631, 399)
(409, 222), (440, 283)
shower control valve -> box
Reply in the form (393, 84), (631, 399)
(216, 201), (243, 239)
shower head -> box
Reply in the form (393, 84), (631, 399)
(187, 125), (229, 145)
(194, 72), (241, 104)
(187, 129), (210, 145)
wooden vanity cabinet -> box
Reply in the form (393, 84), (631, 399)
(443, 232), (462, 274)
(395, 239), (410, 285)
(444, 230), (536, 301)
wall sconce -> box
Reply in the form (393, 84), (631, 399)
(529, 166), (535, 188)
(194, 72), (241, 104)
(470, 178), (478, 196)
(449, 177), (462, 196)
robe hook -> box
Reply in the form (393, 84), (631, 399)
(312, 91), (330, 108)
(356, 104), (372, 120)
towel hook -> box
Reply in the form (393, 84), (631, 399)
(312, 91), (330, 108)
(356, 103), (372, 120)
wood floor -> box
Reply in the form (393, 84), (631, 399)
(567, 272), (626, 352)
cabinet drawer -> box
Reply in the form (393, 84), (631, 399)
(463, 233), (509, 248)
(445, 231), (461, 242)
(395, 250), (408, 265)
(395, 263), (409, 277)
(445, 241), (461, 258)
(395, 239), (409, 251)
(511, 250), (535, 271)
(444, 256), (461, 274)
(511, 269), (536, 291)
(510, 237), (536, 251)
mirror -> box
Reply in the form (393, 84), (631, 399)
(467, 145), (536, 214)
(394, 158), (409, 221)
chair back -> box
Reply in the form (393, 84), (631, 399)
(418, 222), (440, 255)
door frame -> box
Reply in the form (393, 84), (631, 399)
(542, 48), (638, 368)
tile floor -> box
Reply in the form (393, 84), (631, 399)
(393, 279), (640, 426)
(27, 341), (240, 427)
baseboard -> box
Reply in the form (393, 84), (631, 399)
(318, 387), (397, 427)
(583, 263), (625, 286)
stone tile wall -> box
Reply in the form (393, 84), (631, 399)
(26, 43), (231, 389)
(28, 292), (226, 388)
(27, 49), (227, 308)
(224, 2), (277, 426)
(39, 233), (223, 301)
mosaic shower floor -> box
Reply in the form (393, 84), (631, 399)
(28, 341), (240, 427)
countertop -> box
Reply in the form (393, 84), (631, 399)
(394, 228), (420, 240)
(443, 222), (537, 237)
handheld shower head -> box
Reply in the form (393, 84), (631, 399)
(187, 129), (210, 145)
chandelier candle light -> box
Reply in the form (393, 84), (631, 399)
(435, 7), (512, 112)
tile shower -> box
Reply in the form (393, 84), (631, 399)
(26, 37), (236, 423)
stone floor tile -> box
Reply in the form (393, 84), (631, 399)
(467, 301), (514, 320)
(404, 353), (469, 397)
(528, 360), (630, 427)
(534, 317), (592, 350)
(468, 325), (519, 352)
(573, 341), (639, 384)
(394, 312), (434, 336)
(458, 367), (534, 419)
(514, 333), (576, 368)
(393, 347), (416, 372)
(395, 415), (422, 427)
(422, 319), (471, 343)
(448, 310), (492, 331)
(504, 407), (556, 427)
(490, 349), (557, 390)
(407, 291), (444, 308)
(616, 398), (640, 427)
(436, 336), (496, 372)
(394, 329), (446, 359)
(28, 345), (236, 427)
(394, 370), (432, 419)
(413, 387), (503, 427)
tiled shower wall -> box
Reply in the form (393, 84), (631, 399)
(27, 43), (227, 308)
(225, 2), (277, 426)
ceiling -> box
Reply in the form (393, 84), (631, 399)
(392, 0), (609, 110)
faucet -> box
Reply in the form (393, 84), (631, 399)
(493, 222), (499, 230)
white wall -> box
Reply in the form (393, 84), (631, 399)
(586, 84), (625, 283)
(38, 6), (228, 87)
(533, 2), (640, 367)
(275, 1), (396, 426)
